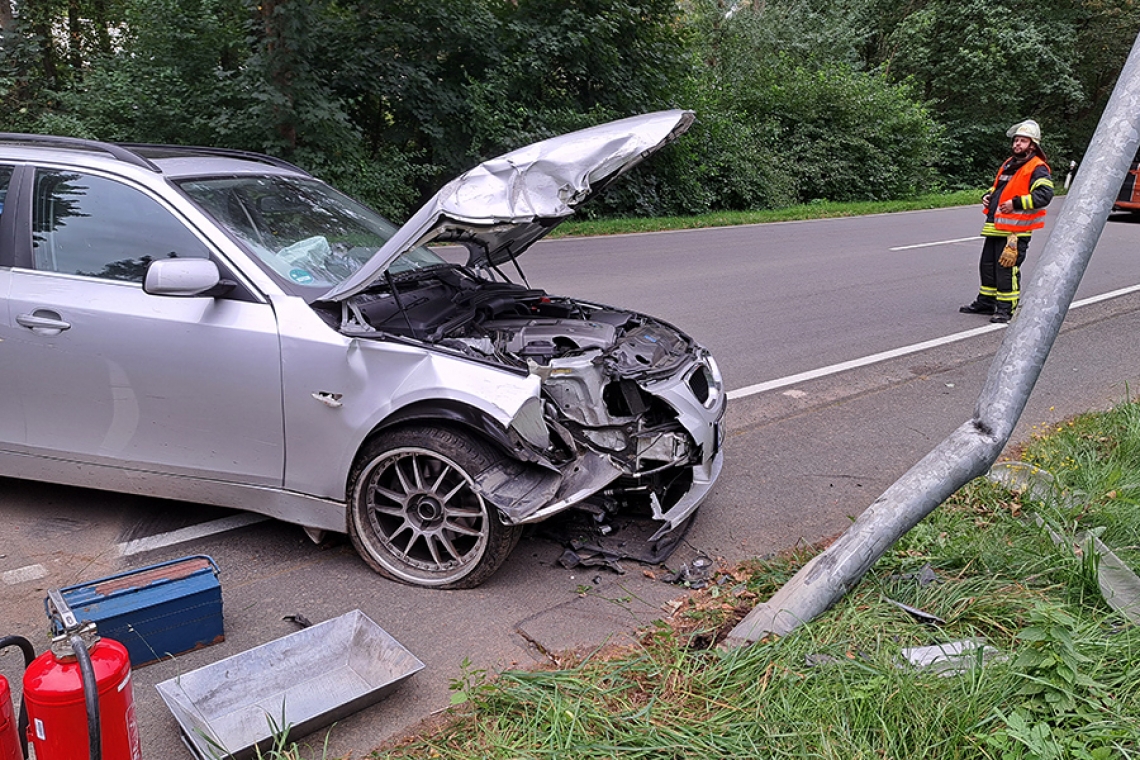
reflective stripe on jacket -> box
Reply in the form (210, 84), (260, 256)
(982, 155), (1052, 236)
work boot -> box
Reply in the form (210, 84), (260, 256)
(959, 300), (996, 314)
(990, 307), (1013, 324)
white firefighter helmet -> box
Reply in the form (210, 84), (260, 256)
(1006, 119), (1042, 144)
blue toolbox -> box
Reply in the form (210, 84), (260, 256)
(47, 555), (223, 667)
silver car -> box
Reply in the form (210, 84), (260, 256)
(0, 110), (725, 588)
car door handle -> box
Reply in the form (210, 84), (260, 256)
(16, 310), (72, 335)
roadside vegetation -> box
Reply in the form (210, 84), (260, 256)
(340, 399), (1140, 760)
(1, 0), (1133, 222)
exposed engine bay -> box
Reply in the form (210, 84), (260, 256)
(315, 261), (717, 524)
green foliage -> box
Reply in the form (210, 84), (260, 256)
(461, 0), (693, 217)
(1, 0), (1136, 218)
(985, 605), (1119, 760)
(447, 656), (495, 707)
(1010, 605), (1101, 715)
(1023, 402), (1140, 573)
(669, 1), (942, 212)
(29, 0), (246, 143)
(317, 0), (502, 186)
(858, 0), (1140, 186)
(761, 62), (941, 202)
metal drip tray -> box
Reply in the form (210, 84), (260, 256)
(156, 610), (423, 759)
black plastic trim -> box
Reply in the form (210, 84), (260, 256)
(376, 400), (517, 454)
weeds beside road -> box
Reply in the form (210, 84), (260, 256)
(371, 400), (1140, 759)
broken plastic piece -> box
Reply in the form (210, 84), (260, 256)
(899, 638), (1004, 676)
(540, 509), (694, 566)
(558, 549), (581, 569)
(283, 614), (313, 629)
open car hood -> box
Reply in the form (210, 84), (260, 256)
(319, 109), (695, 302)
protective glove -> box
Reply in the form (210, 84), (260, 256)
(999, 235), (1018, 268)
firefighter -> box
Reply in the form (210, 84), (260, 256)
(959, 120), (1055, 323)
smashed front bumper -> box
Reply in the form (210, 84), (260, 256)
(478, 350), (726, 542)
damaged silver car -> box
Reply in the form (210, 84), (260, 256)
(0, 110), (725, 587)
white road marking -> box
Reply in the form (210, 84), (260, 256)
(728, 283), (1140, 401)
(3, 564), (48, 585)
(117, 513), (268, 557)
(889, 236), (980, 251)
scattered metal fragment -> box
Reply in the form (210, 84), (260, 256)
(1034, 514), (1140, 626)
(661, 555), (714, 589)
(986, 460), (1057, 502)
(159, 610), (422, 759)
(1087, 533), (1140, 625)
(885, 597), (946, 626)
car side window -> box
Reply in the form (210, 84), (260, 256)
(32, 169), (210, 282)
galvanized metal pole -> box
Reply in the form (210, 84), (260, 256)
(724, 34), (1140, 646)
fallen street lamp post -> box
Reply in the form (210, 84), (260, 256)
(723, 32), (1140, 647)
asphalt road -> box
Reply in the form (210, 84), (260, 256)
(3, 199), (1140, 759)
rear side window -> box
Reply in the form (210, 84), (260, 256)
(32, 169), (210, 282)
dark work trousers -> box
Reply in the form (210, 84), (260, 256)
(977, 235), (1028, 312)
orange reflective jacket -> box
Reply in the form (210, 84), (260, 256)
(983, 155), (1050, 235)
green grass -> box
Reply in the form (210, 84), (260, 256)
(361, 399), (1140, 760)
(550, 189), (985, 238)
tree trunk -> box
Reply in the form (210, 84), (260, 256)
(0, 0), (13, 34)
(260, 0), (298, 149)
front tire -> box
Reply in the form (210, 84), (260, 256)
(348, 426), (522, 589)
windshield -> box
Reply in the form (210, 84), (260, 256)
(177, 175), (446, 293)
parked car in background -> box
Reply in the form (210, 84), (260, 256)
(1113, 148), (1140, 212)
(0, 111), (725, 588)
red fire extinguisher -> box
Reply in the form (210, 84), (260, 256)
(22, 591), (141, 760)
(0, 635), (35, 760)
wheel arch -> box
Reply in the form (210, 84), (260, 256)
(347, 399), (517, 496)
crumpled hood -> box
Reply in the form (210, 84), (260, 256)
(319, 109), (695, 302)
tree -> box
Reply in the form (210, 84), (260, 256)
(853, 0), (1140, 184)
(670, 0), (940, 210)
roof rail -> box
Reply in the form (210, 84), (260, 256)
(0, 133), (161, 171)
(0, 133), (311, 176)
(118, 143), (310, 175)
